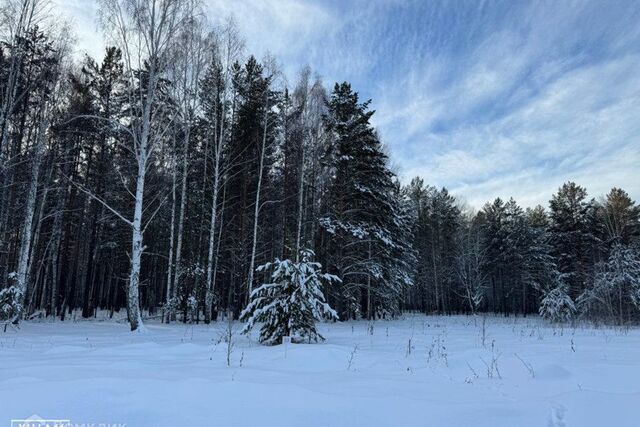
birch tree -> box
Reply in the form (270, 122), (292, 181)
(10, 18), (67, 321)
(455, 217), (486, 315)
(98, 0), (190, 331)
(0, 0), (52, 290)
(202, 20), (243, 323)
(165, 4), (208, 321)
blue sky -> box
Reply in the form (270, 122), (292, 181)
(56, 0), (640, 208)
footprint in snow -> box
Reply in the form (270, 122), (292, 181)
(548, 403), (567, 427)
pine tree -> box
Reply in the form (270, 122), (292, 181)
(240, 249), (339, 345)
(598, 188), (639, 249)
(479, 198), (509, 314)
(220, 56), (280, 315)
(423, 188), (461, 314)
(406, 177), (432, 312)
(549, 182), (596, 300)
(502, 198), (532, 314)
(524, 205), (572, 316)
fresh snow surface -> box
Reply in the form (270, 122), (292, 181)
(1, 314), (639, 426)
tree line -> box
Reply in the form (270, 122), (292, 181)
(1, 0), (639, 331)
(405, 181), (640, 324)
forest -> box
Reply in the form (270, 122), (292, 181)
(1, 0), (639, 333)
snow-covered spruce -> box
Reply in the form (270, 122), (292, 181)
(0, 284), (23, 323)
(241, 250), (339, 345)
(578, 243), (640, 323)
(539, 281), (575, 322)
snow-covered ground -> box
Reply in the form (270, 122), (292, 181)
(1, 314), (638, 426)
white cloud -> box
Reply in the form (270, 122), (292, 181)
(52, 0), (104, 59)
(397, 54), (640, 207)
(205, 0), (338, 80)
(370, 1), (640, 208)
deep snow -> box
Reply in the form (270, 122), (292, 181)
(1, 314), (638, 426)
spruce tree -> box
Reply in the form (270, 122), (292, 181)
(319, 82), (410, 319)
(539, 281), (575, 322)
(579, 243), (640, 323)
(525, 205), (573, 318)
(479, 198), (509, 314)
(240, 249), (339, 345)
(549, 182), (596, 300)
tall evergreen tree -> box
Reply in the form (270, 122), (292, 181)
(549, 182), (596, 300)
(319, 82), (410, 319)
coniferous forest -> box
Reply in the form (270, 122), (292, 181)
(2, 0), (640, 334)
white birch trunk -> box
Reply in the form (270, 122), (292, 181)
(26, 164), (52, 313)
(172, 127), (189, 301)
(0, 0), (37, 281)
(127, 151), (146, 331)
(127, 57), (156, 332)
(247, 92), (269, 296)
(204, 29), (238, 320)
(204, 81), (227, 323)
(294, 139), (306, 262)
(15, 101), (48, 316)
(165, 133), (178, 322)
(204, 149), (221, 323)
(97, 0), (190, 331)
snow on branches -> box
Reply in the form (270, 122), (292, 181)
(0, 282), (23, 323)
(240, 249), (339, 345)
(539, 281), (575, 322)
(578, 243), (640, 323)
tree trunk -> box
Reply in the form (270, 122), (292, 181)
(247, 93), (269, 297)
(204, 79), (229, 323)
(204, 144), (221, 323)
(173, 127), (190, 306)
(294, 140), (306, 261)
(15, 102), (48, 317)
(165, 132), (178, 322)
(128, 155), (146, 331)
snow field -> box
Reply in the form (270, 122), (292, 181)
(0, 314), (638, 426)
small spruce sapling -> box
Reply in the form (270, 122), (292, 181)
(1, 284), (23, 328)
(540, 281), (575, 323)
(241, 249), (339, 345)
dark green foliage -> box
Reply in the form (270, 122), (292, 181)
(241, 250), (339, 345)
(318, 83), (413, 320)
